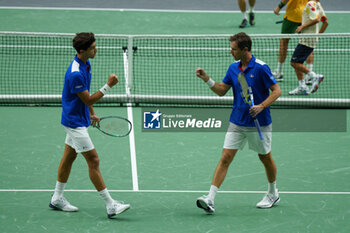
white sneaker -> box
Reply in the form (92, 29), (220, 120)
(107, 200), (130, 218)
(288, 86), (309, 95)
(49, 196), (78, 212)
(310, 75), (324, 93)
(272, 71), (283, 82)
(196, 195), (215, 214)
(304, 74), (313, 85)
(256, 191), (280, 208)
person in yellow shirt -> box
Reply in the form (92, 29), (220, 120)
(273, 0), (313, 82)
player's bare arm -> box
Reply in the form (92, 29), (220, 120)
(196, 67), (231, 96)
(250, 83), (281, 118)
(319, 17), (328, 33)
(274, 0), (289, 15)
(77, 74), (118, 106)
(296, 18), (320, 33)
(89, 106), (100, 127)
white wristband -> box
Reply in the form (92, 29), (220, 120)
(206, 78), (215, 88)
(99, 84), (111, 95)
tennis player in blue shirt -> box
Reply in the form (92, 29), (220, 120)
(50, 32), (130, 218)
(195, 32), (282, 213)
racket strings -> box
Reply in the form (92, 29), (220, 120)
(238, 74), (252, 106)
(98, 117), (132, 137)
(103, 121), (128, 132)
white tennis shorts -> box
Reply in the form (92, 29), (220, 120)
(223, 123), (272, 155)
(64, 126), (95, 153)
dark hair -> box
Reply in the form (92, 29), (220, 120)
(73, 32), (95, 53)
(230, 32), (252, 51)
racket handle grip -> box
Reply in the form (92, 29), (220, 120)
(254, 119), (264, 140)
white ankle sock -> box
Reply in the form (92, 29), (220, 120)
(99, 188), (114, 206)
(306, 64), (313, 73)
(268, 181), (277, 195)
(299, 80), (306, 87)
(52, 181), (66, 200)
(242, 12), (247, 20)
(277, 62), (283, 73)
(208, 185), (218, 201)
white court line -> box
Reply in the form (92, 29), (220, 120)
(0, 189), (349, 195)
(0, 7), (349, 14)
(123, 49), (139, 191)
(127, 104), (138, 191)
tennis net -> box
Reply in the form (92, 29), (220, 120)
(0, 31), (349, 108)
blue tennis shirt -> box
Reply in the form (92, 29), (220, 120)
(222, 55), (277, 127)
(61, 55), (91, 128)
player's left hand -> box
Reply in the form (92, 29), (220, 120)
(249, 105), (264, 118)
(90, 115), (101, 127)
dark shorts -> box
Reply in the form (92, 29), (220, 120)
(291, 44), (314, 63)
(281, 18), (301, 34)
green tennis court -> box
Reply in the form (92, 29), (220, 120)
(1, 8), (350, 233)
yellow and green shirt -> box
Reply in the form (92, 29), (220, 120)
(285, 0), (309, 23)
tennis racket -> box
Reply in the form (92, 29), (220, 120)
(237, 73), (264, 140)
(275, 20), (283, 24)
(95, 116), (132, 137)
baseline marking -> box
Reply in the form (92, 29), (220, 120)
(1, 189), (349, 195)
(0, 7), (349, 14)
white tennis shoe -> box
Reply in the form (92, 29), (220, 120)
(288, 86), (309, 95)
(304, 74), (313, 85)
(256, 191), (280, 208)
(196, 195), (215, 214)
(107, 200), (131, 218)
(272, 71), (284, 82)
(49, 196), (78, 212)
(310, 75), (324, 93)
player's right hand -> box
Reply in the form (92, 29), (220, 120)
(107, 74), (118, 87)
(273, 7), (280, 15)
(196, 67), (209, 82)
(296, 25), (303, 33)
(90, 114), (101, 127)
